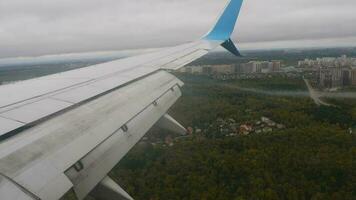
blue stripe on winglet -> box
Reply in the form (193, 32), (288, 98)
(205, 0), (243, 41)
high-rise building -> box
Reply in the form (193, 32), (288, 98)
(202, 66), (212, 75)
(319, 67), (344, 88)
(319, 69), (332, 88)
(240, 62), (257, 74)
(259, 62), (271, 73)
(235, 64), (243, 74)
(342, 69), (351, 86)
(330, 67), (342, 88)
(352, 68), (356, 86)
(191, 66), (203, 74)
(211, 65), (235, 74)
(271, 60), (281, 72)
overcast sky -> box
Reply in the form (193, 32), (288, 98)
(1, 0), (356, 58)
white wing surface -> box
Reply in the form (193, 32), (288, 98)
(0, 0), (243, 199)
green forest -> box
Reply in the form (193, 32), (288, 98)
(63, 74), (355, 200)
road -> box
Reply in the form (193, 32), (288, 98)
(303, 78), (331, 106)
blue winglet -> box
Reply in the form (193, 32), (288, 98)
(204, 0), (243, 57)
(221, 38), (241, 56)
(205, 0), (243, 41)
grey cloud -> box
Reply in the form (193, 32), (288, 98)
(236, 0), (356, 43)
(0, 0), (356, 58)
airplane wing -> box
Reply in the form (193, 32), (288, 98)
(0, 0), (243, 199)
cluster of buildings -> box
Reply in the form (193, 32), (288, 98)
(141, 116), (289, 147)
(179, 60), (282, 76)
(209, 116), (285, 137)
(298, 55), (356, 89)
(298, 55), (356, 68)
(318, 67), (356, 88)
(237, 61), (281, 74)
(178, 64), (234, 75)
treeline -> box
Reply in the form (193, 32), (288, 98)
(109, 75), (355, 200)
(113, 125), (355, 200)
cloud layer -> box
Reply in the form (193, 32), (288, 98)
(1, 0), (356, 58)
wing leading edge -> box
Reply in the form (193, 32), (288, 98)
(0, 0), (244, 199)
